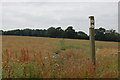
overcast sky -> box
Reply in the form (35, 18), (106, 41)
(0, 0), (119, 34)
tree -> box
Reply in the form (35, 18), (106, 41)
(65, 26), (77, 39)
(22, 28), (32, 36)
(0, 30), (3, 35)
(55, 27), (64, 38)
(2, 26), (120, 42)
(47, 27), (57, 38)
(77, 31), (88, 39)
(105, 29), (118, 41)
(95, 27), (106, 41)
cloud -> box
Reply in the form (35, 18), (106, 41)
(2, 2), (118, 34)
(0, 3), (2, 29)
(1, 0), (119, 2)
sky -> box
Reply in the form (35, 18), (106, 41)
(0, 0), (119, 34)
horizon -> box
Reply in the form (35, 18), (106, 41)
(1, 26), (119, 36)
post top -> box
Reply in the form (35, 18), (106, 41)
(89, 16), (94, 19)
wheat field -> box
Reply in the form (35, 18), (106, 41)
(2, 35), (118, 78)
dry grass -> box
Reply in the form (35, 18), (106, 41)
(2, 35), (118, 78)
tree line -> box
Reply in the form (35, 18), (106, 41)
(1, 26), (120, 42)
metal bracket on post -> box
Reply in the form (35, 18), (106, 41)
(89, 16), (96, 66)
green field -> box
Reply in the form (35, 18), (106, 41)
(2, 35), (118, 78)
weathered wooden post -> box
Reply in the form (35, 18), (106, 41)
(89, 16), (96, 65)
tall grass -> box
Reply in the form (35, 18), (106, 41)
(2, 36), (118, 78)
(2, 48), (118, 78)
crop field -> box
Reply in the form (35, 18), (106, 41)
(2, 35), (118, 78)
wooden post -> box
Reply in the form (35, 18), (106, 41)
(89, 16), (96, 65)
